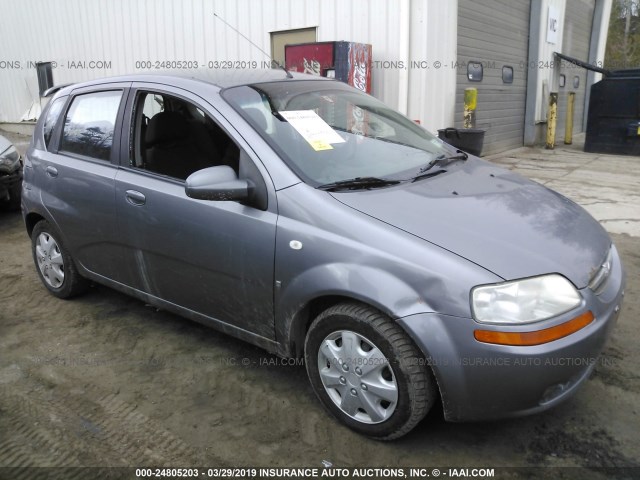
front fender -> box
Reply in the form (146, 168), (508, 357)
(275, 262), (439, 358)
(278, 263), (433, 322)
(272, 183), (502, 357)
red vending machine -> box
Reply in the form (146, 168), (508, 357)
(284, 41), (372, 93)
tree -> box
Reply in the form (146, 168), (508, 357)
(605, 0), (640, 69)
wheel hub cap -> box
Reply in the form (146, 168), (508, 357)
(317, 330), (398, 424)
(35, 232), (65, 288)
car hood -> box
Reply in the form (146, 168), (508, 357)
(330, 159), (610, 289)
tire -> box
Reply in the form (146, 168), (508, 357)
(304, 302), (437, 440)
(31, 220), (88, 298)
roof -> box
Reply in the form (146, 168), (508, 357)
(184, 68), (329, 88)
(51, 69), (332, 97)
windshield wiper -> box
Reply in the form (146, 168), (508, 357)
(316, 176), (401, 192)
(416, 150), (469, 175)
(411, 169), (448, 182)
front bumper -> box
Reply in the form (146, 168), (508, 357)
(398, 244), (625, 422)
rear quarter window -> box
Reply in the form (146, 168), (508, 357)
(43, 97), (66, 149)
(60, 90), (123, 161)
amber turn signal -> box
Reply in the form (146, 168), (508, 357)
(474, 311), (595, 346)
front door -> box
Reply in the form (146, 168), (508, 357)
(115, 85), (277, 339)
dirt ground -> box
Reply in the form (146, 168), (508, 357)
(1, 141), (639, 479)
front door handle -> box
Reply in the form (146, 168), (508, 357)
(45, 166), (58, 178)
(125, 190), (146, 206)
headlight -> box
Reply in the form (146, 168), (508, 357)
(471, 274), (582, 324)
(0, 145), (20, 169)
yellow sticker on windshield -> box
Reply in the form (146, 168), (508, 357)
(309, 140), (334, 151)
(280, 110), (345, 152)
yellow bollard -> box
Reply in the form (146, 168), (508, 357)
(463, 88), (477, 129)
(564, 92), (575, 145)
(546, 92), (558, 149)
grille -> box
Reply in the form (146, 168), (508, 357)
(588, 247), (613, 295)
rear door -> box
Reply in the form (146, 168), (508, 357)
(39, 83), (130, 281)
(114, 83), (278, 339)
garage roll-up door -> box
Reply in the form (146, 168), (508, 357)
(455, 0), (531, 155)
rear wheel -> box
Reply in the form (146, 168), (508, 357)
(304, 302), (437, 440)
(31, 220), (88, 298)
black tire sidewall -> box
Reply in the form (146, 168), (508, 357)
(305, 309), (416, 439)
(31, 220), (81, 298)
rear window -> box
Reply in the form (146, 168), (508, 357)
(43, 97), (66, 148)
(60, 90), (123, 161)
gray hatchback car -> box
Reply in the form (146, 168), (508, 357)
(23, 70), (625, 439)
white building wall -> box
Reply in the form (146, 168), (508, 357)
(533, 0), (568, 122)
(530, 0), (612, 123)
(408, 0), (458, 130)
(0, 0), (458, 134)
(591, 0), (613, 84)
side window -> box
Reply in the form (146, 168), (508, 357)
(43, 97), (66, 148)
(133, 91), (239, 180)
(60, 90), (123, 161)
(143, 93), (164, 117)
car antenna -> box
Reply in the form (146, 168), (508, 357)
(213, 12), (294, 79)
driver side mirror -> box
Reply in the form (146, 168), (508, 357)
(185, 166), (250, 202)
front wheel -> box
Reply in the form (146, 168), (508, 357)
(31, 220), (88, 298)
(304, 302), (437, 440)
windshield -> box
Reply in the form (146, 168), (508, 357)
(222, 80), (451, 186)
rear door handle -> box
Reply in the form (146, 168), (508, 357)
(125, 190), (146, 206)
(45, 166), (58, 178)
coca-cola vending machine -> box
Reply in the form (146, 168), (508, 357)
(284, 41), (372, 93)
(285, 41), (373, 135)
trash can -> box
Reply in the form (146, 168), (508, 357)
(437, 128), (485, 157)
(585, 68), (640, 155)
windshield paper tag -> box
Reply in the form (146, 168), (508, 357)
(280, 110), (345, 151)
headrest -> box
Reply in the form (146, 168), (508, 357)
(146, 111), (189, 146)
